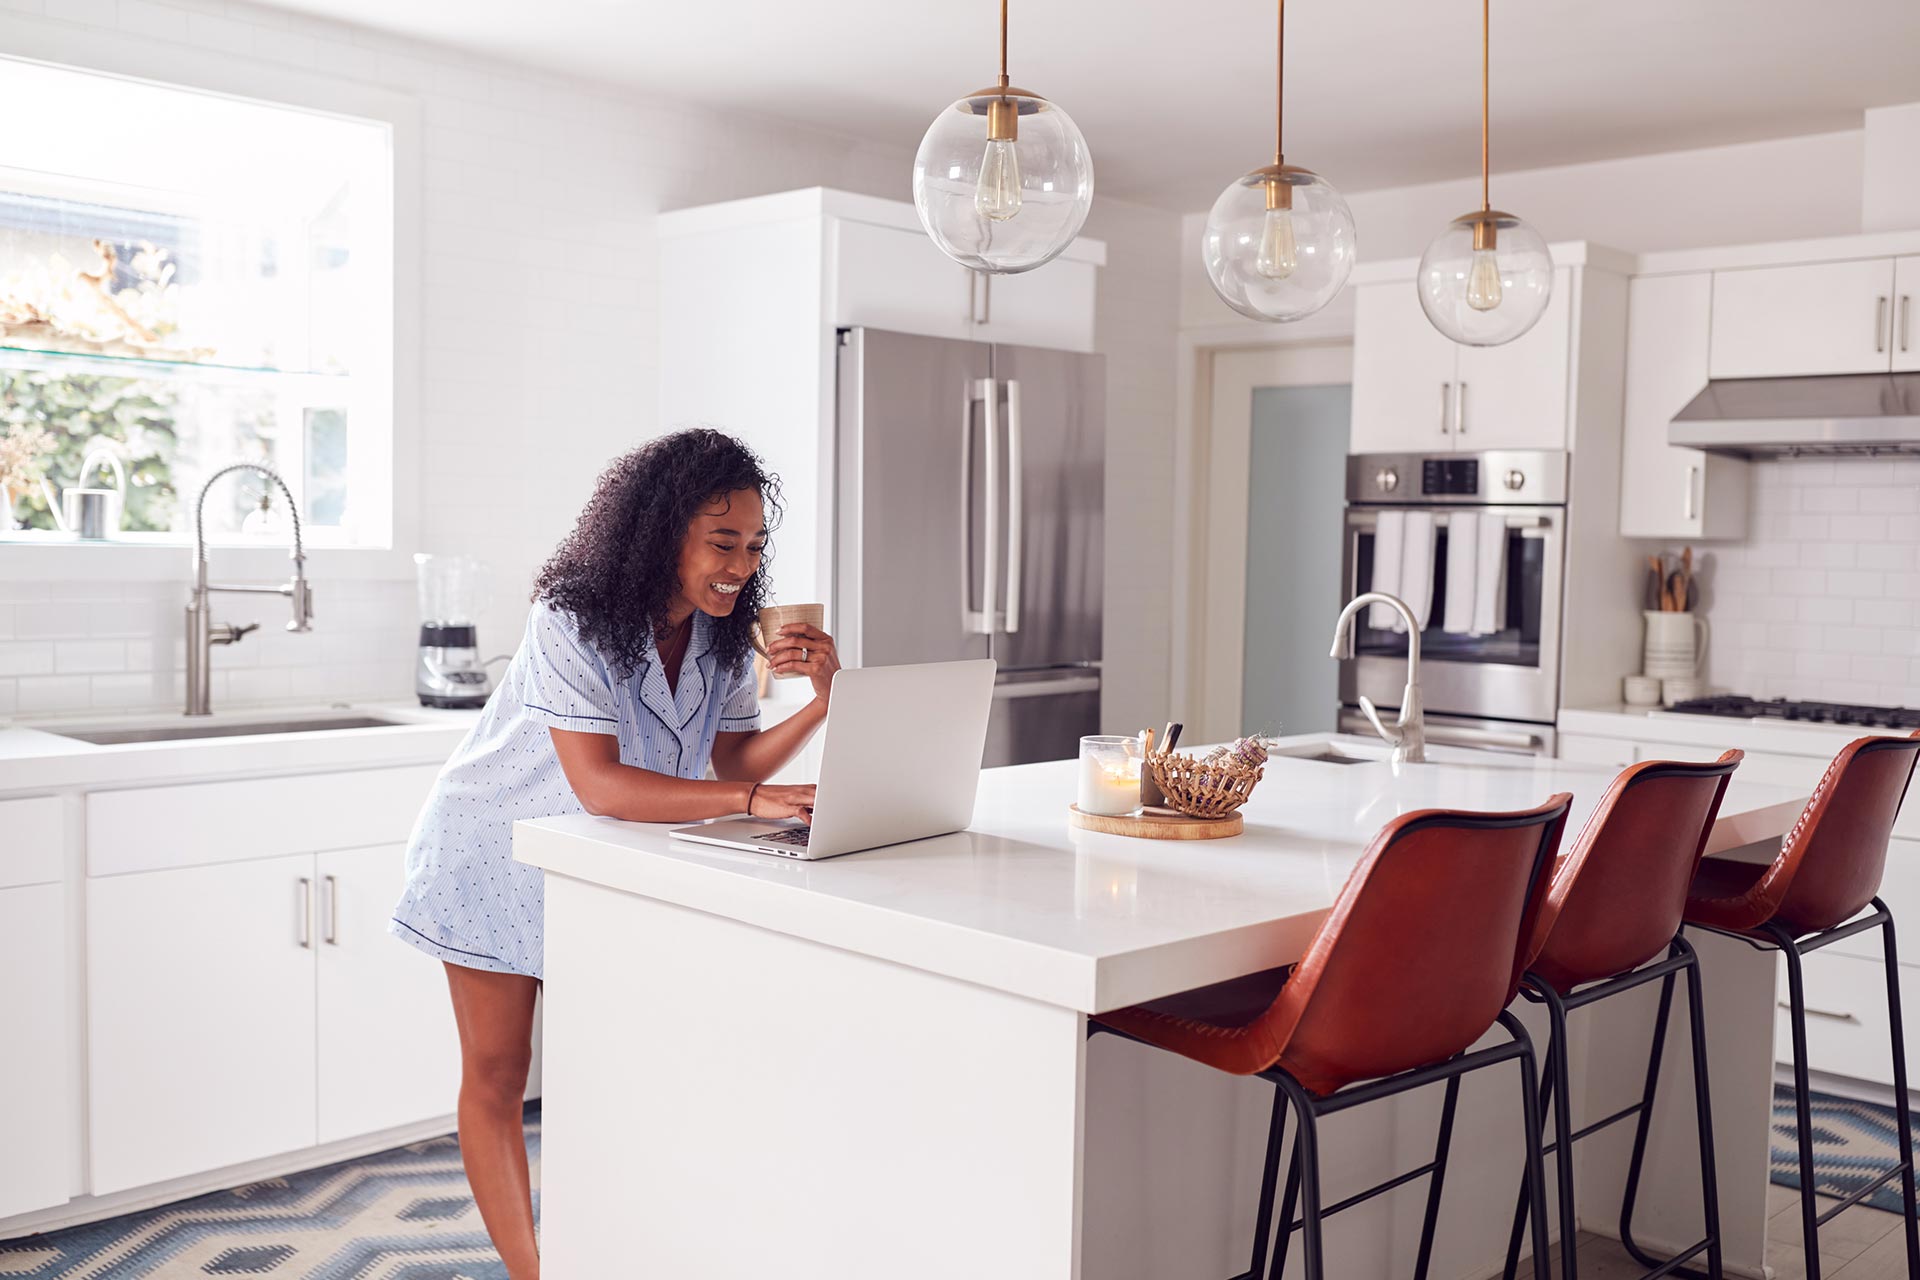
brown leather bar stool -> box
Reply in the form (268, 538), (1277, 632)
(1671, 732), (1920, 1280)
(1090, 794), (1573, 1280)
(1496, 751), (1744, 1280)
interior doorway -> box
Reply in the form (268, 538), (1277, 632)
(1187, 344), (1353, 743)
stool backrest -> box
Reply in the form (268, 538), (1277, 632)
(1765, 732), (1920, 934)
(1251, 793), (1571, 1096)
(1524, 751), (1742, 993)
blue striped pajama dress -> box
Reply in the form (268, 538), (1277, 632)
(389, 599), (760, 979)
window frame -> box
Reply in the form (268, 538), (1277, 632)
(0, 35), (421, 584)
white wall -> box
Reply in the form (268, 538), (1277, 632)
(0, 0), (1182, 725)
(1182, 128), (1866, 328)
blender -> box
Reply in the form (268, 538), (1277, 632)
(414, 553), (493, 708)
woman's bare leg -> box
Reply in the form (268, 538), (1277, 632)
(444, 962), (541, 1280)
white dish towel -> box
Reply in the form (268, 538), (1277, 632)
(1368, 511), (1405, 630)
(1472, 513), (1508, 636)
(1397, 511), (1436, 633)
(1442, 511), (1481, 634)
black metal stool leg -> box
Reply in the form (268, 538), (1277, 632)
(1244, 1085), (1289, 1280)
(1877, 905), (1920, 1277)
(1539, 984), (1581, 1280)
(1274, 1075), (1326, 1280)
(1502, 1035), (1558, 1280)
(1413, 1074), (1462, 1280)
(1272, 1099), (1304, 1280)
(1619, 969), (1679, 1269)
(1506, 1011), (1556, 1280)
(1678, 940), (1724, 1279)
(1781, 937), (1824, 1280)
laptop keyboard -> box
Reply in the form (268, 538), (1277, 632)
(756, 826), (812, 847)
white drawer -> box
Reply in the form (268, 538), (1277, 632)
(87, 765), (440, 877)
(0, 796), (65, 889)
(1822, 837), (1920, 965)
(1774, 949), (1919, 1088)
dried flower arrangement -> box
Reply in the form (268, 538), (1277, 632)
(0, 239), (212, 362)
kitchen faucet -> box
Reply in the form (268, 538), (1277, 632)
(1329, 592), (1426, 764)
(184, 462), (313, 716)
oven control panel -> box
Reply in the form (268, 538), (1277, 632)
(1347, 450), (1568, 505)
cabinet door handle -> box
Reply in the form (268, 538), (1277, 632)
(967, 271), (977, 326)
(323, 874), (339, 946)
(979, 273), (991, 326)
(1439, 382), (1451, 434)
(1686, 464), (1700, 521)
(1903, 295), (1912, 353)
(1455, 382), (1467, 435)
(1877, 296), (1889, 354)
(297, 877), (313, 949)
(1781, 1000), (1860, 1025)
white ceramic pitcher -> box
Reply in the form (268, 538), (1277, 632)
(1643, 609), (1708, 679)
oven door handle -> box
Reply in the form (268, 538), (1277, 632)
(1423, 723), (1553, 753)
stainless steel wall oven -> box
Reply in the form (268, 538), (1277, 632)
(1338, 450), (1568, 753)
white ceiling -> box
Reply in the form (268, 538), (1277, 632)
(258, 0), (1920, 210)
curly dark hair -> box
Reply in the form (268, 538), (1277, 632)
(534, 429), (782, 680)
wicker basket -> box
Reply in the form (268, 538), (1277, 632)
(1146, 749), (1264, 820)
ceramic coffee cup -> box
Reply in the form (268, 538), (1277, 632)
(756, 603), (825, 679)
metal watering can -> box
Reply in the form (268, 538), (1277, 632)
(39, 442), (128, 539)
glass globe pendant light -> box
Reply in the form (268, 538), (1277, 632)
(1416, 0), (1552, 346)
(1201, 0), (1356, 322)
(912, 0), (1094, 274)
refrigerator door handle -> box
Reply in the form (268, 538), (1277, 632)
(1003, 378), (1023, 634)
(993, 673), (1101, 699)
(962, 376), (1000, 635)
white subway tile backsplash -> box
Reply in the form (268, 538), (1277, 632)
(15, 675), (94, 713)
(0, 643), (55, 677)
(1704, 458), (1920, 705)
(54, 640), (127, 674)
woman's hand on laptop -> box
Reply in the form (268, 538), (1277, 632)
(748, 783), (817, 823)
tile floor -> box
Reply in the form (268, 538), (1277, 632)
(1570, 1183), (1913, 1279)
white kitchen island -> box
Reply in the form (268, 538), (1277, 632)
(515, 737), (1809, 1279)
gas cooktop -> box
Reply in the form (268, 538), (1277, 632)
(1665, 695), (1920, 731)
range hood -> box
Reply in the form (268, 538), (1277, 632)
(1668, 373), (1920, 458)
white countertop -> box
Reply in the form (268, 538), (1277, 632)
(1560, 703), (1912, 757)
(514, 734), (1807, 1016)
(0, 701), (479, 793)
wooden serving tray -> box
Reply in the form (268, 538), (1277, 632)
(1068, 804), (1244, 840)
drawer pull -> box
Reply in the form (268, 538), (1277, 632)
(1781, 1000), (1859, 1025)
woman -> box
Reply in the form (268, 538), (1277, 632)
(389, 429), (834, 1279)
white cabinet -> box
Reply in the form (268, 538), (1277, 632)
(1709, 258), (1901, 378)
(1619, 273), (1748, 540)
(1775, 951), (1917, 1089)
(832, 219), (973, 343)
(1349, 281), (1457, 453)
(972, 259), (1097, 352)
(830, 217), (1097, 353)
(1349, 271), (1573, 454)
(1453, 273), (1573, 451)
(88, 854), (319, 1195)
(1895, 256), (1920, 373)
(316, 844), (461, 1143)
(0, 881), (70, 1219)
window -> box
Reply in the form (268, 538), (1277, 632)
(0, 58), (393, 548)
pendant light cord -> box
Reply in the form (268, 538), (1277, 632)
(1274, 0), (1286, 165)
(999, 0), (1010, 87)
(1480, 0), (1490, 212)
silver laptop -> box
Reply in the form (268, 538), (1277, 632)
(670, 658), (996, 860)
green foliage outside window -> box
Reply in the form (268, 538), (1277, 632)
(1, 370), (180, 532)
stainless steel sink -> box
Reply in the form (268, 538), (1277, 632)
(54, 715), (408, 745)
(1267, 741), (1392, 766)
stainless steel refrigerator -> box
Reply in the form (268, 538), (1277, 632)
(835, 326), (1104, 767)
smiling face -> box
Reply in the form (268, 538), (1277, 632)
(674, 488), (766, 619)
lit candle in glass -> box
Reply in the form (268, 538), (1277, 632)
(1078, 735), (1143, 817)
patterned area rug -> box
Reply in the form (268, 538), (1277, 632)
(0, 1104), (539, 1278)
(1772, 1085), (1916, 1214)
